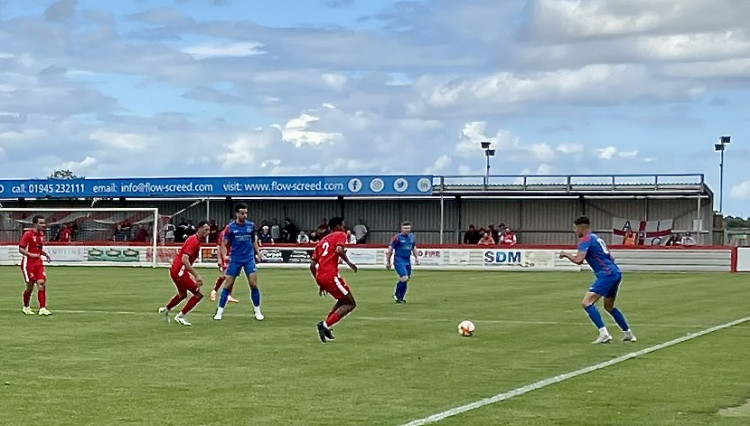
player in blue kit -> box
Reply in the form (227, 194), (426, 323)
(560, 217), (636, 344)
(214, 203), (264, 321)
(386, 222), (419, 303)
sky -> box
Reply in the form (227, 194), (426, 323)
(0, 0), (748, 216)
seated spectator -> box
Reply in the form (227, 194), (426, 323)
(134, 227), (149, 242)
(463, 224), (481, 245)
(162, 219), (176, 244)
(319, 218), (330, 236)
(58, 225), (71, 243)
(185, 220), (197, 238)
(353, 219), (368, 244)
(346, 230), (357, 245)
(282, 217), (299, 243)
(309, 230), (321, 243)
(665, 233), (679, 246)
(681, 232), (697, 246)
(488, 224), (499, 244)
(259, 226), (274, 245)
(478, 231), (495, 246)
(499, 227), (517, 246)
(176, 217), (189, 242)
(623, 229), (636, 246)
(297, 230), (310, 244)
(208, 220), (219, 244)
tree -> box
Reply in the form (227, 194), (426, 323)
(48, 169), (82, 180)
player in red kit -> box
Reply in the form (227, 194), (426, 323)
(310, 217), (358, 343)
(210, 224), (239, 304)
(18, 215), (53, 316)
(158, 221), (210, 326)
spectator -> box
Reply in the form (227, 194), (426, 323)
(346, 230), (357, 245)
(259, 225), (274, 245)
(120, 218), (133, 241)
(319, 218), (330, 236)
(297, 230), (310, 244)
(70, 221), (79, 241)
(271, 223), (281, 242)
(478, 231), (495, 246)
(134, 227), (149, 242)
(162, 219), (176, 244)
(309, 229), (320, 243)
(499, 227), (517, 246)
(665, 233), (679, 246)
(681, 232), (697, 247)
(185, 220), (197, 238)
(488, 224), (499, 244)
(58, 224), (71, 243)
(282, 217), (299, 243)
(463, 224), (481, 245)
(623, 229), (636, 246)
(353, 219), (368, 244)
(208, 220), (219, 244)
(176, 217), (189, 242)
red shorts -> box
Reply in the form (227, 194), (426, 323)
(170, 272), (199, 294)
(316, 275), (350, 300)
(21, 258), (46, 283)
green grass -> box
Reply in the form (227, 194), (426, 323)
(0, 266), (748, 425)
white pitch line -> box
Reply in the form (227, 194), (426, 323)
(0, 309), (707, 328)
(401, 316), (750, 426)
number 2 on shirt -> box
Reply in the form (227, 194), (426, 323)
(321, 242), (330, 257)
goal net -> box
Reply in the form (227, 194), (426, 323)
(0, 208), (164, 267)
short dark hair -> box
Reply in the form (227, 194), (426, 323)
(235, 203), (248, 212)
(197, 220), (209, 228)
(574, 216), (591, 226)
(401, 221), (411, 227)
(32, 215), (44, 224)
(329, 217), (344, 230)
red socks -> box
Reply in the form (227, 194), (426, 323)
(213, 276), (225, 292)
(38, 290), (46, 309)
(166, 294), (185, 310)
(180, 295), (202, 315)
(324, 312), (341, 328)
(23, 290), (31, 307)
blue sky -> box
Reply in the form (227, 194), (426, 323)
(0, 0), (748, 216)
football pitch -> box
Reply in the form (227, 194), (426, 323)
(0, 266), (748, 426)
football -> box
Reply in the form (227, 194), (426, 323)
(458, 320), (475, 337)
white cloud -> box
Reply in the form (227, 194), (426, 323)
(217, 131), (275, 168)
(49, 156), (98, 175)
(529, 143), (555, 162)
(618, 150), (639, 159)
(271, 113), (343, 147)
(424, 154), (451, 174)
(181, 42), (265, 59)
(321, 73), (348, 91)
(730, 181), (750, 199)
(557, 143), (584, 154)
(598, 146), (618, 160)
(89, 130), (151, 152)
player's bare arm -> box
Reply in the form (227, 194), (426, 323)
(385, 246), (393, 270)
(336, 245), (358, 273)
(559, 251), (586, 265)
(220, 237), (230, 264)
(309, 258), (318, 278)
(182, 254), (202, 285)
(412, 246), (420, 266)
(254, 236), (262, 263)
(18, 247), (39, 259)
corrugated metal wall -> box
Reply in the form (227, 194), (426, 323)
(0, 196), (712, 244)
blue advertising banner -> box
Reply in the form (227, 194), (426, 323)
(0, 176), (434, 199)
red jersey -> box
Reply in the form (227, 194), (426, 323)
(19, 230), (45, 258)
(59, 227), (72, 243)
(312, 231), (347, 278)
(170, 234), (201, 276)
(218, 226), (232, 256)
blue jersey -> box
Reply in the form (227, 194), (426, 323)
(391, 233), (416, 265)
(578, 232), (620, 277)
(224, 220), (256, 263)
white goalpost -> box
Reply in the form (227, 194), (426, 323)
(0, 207), (161, 268)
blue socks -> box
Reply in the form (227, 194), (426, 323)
(218, 288), (230, 309)
(584, 304), (605, 329)
(609, 308), (630, 331)
(251, 286), (261, 308)
(394, 281), (407, 301)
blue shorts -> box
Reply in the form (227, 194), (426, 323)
(589, 274), (622, 299)
(226, 260), (257, 278)
(395, 263), (412, 278)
